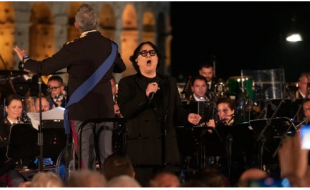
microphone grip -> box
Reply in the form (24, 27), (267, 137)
(148, 92), (155, 105)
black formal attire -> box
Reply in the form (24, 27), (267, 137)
(0, 118), (25, 187)
(23, 30), (126, 169)
(118, 72), (188, 186)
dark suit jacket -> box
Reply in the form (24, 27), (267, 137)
(24, 31), (126, 120)
(0, 118), (14, 176)
(118, 73), (188, 165)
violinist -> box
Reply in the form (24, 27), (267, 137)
(0, 94), (25, 187)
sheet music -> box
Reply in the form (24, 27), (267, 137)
(27, 107), (65, 130)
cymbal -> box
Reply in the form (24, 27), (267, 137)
(0, 70), (28, 76)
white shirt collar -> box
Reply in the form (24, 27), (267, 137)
(23, 74), (32, 81)
(193, 94), (206, 101)
(299, 89), (306, 98)
(7, 117), (17, 125)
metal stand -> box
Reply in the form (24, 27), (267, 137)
(226, 134), (233, 186)
(256, 96), (285, 170)
(37, 75), (44, 172)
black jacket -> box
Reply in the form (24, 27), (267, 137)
(118, 73), (188, 165)
(24, 31), (126, 121)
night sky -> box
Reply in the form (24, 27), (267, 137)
(170, 2), (310, 82)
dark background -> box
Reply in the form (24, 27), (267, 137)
(170, 2), (310, 82)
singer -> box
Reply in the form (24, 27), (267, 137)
(117, 41), (201, 186)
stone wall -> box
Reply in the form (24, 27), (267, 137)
(0, 1), (171, 84)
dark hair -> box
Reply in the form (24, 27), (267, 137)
(48, 76), (63, 86)
(183, 166), (225, 187)
(129, 41), (162, 73)
(216, 97), (235, 111)
(199, 62), (213, 70)
(191, 75), (208, 86)
(5, 94), (22, 107)
(102, 152), (134, 180)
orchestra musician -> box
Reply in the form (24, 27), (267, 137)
(47, 76), (66, 108)
(0, 94), (25, 187)
(13, 3), (126, 170)
(206, 97), (235, 128)
(34, 96), (50, 113)
(110, 76), (122, 118)
(296, 72), (310, 99)
(117, 41), (201, 186)
(199, 62), (218, 92)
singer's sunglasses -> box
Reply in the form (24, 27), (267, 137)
(139, 50), (156, 57)
(48, 86), (61, 91)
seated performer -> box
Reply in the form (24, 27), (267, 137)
(206, 97), (235, 128)
(296, 72), (310, 99)
(47, 76), (66, 108)
(35, 96), (50, 113)
(302, 99), (310, 123)
(189, 75), (209, 102)
(0, 94), (25, 187)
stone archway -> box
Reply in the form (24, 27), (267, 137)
(142, 11), (155, 43)
(0, 2), (15, 70)
(29, 2), (55, 61)
(121, 4), (138, 77)
(67, 1), (82, 42)
(99, 4), (116, 40)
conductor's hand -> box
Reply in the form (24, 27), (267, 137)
(188, 113), (201, 125)
(206, 119), (216, 128)
(146, 82), (160, 97)
(14, 46), (28, 62)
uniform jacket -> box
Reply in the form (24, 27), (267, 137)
(24, 31), (126, 121)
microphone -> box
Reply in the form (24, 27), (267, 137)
(148, 79), (159, 105)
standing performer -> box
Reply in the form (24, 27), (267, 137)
(13, 4), (126, 170)
(117, 41), (201, 186)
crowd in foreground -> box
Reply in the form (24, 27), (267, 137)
(10, 131), (309, 187)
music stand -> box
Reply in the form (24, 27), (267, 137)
(7, 124), (38, 159)
(250, 118), (294, 167)
(195, 126), (227, 169)
(42, 120), (66, 159)
(265, 99), (293, 118)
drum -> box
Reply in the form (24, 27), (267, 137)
(227, 76), (255, 100)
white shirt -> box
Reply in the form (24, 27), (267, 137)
(194, 94), (206, 102)
(23, 74), (32, 81)
(207, 81), (212, 89)
(7, 117), (17, 125)
(299, 89), (306, 98)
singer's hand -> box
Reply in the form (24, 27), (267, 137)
(206, 119), (216, 128)
(146, 82), (160, 97)
(188, 113), (201, 125)
(114, 104), (120, 115)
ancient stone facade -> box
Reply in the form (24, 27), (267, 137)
(0, 1), (171, 84)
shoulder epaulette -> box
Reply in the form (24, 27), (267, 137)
(100, 33), (116, 44)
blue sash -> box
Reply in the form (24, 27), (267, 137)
(64, 42), (117, 134)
